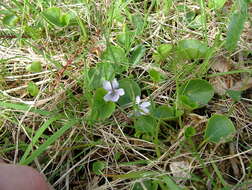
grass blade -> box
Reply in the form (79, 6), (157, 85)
(19, 116), (61, 164)
(20, 119), (77, 165)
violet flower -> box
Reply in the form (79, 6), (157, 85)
(103, 78), (125, 102)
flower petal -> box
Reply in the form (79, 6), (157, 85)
(116, 88), (125, 96)
(140, 101), (151, 108)
(111, 78), (119, 89)
(140, 107), (150, 115)
(103, 80), (112, 91)
(103, 92), (120, 102)
(135, 96), (141, 104)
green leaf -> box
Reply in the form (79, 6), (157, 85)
(132, 14), (144, 34)
(188, 14), (205, 29)
(152, 105), (182, 120)
(153, 44), (173, 63)
(26, 61), (42, 72)
(92, 161), (106, 175)
(160, 175), (182, 190)
(225, 12), (247, 51)
(208, 0), (228, 9)
(27, 82), (39, 97)
(179, 79), (214, 110)
(118, 79), (141, 106)
(130, 44), (146, 65)
(133, 180), (158, 190)
(101, 45), (128, 73)
(226, 90), (242, 102)
(134, 116), (157, 135)
(176, 39), (209, 60)
(42, 7), (71, 27)
(185, 126), (196, 138)
(225, 0), (248, 51)
(91, 88), (116, 120)
(204, 114), (236, 143)
(2, 14), (18, 26)
(117, 26), (134, 50)
(148, 69), (163, 82)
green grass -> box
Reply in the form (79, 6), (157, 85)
(0, 0), (252, 189)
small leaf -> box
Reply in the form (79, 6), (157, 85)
(91, 88), (116, 120)
(134, 116), (157, 135)
(148, 69), (163, 82)
(118, 79), (141, 106)
(179, 79), (214, 110)
(185, 126), (196, 138)
(2, 14), (18, 26)
(176, 39), (209, 60)
(27, 82), (39, 97)
(226, 90), (242, 102)
(92, 161), (106, 175)
(42, 7), (71, 27)
(153, 44), (173, 63)
(26, 61), (42, 72)
(204, 114), (236, 143)
(129, 44), (146, 65)
(152, 105), (181, 120)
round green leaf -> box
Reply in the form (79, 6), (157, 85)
(176, 39), (209, 60)
(179, 79), (214, 109)
(118, 79), (141, 106)
(92, 88), (116, 120)
(205, 114), (236, 143)
(152, 105), (182, 120)
(2, 14), (18, 26)
(26, 61), (42, 73)
(27, 82), (39, 97)
(92, 161), (106, 175)
(134, 116), (157, 135)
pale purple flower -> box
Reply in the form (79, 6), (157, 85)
(103, 78), (125, 102)
(135, 96), (151, 116)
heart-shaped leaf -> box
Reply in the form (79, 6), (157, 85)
(204, 114), (236, 143)
(91, 88), (116, 120)
(176, 39), (209, 60)
(179, 79), (214, 110)
(118, 79), (141, 106)
(134, 116), (157, 135)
